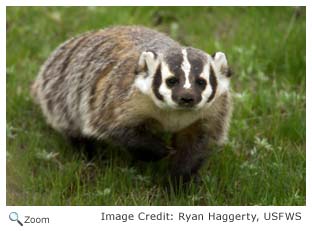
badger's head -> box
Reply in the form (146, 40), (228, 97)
(135, 47), (232, 110)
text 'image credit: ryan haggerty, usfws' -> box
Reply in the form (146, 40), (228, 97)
(6, 7), (305, 206)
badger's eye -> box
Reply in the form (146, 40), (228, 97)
(196, 78), (207, 88)
(166, 77), (179, 88)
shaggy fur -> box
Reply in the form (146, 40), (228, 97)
(31, 26), (232, 183)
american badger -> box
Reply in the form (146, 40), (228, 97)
(31, 26), (232, 183)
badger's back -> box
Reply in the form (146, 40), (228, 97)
(32, 26), (180, 137)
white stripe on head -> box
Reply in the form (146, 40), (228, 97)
(181, 49), (191, 89)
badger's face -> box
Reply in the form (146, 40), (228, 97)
(135, 47), (231, 110)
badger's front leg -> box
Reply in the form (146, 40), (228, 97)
(110, 125), (170, 162)
(170, 121), (209, 184)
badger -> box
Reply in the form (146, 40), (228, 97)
(31, 26), (232, 183)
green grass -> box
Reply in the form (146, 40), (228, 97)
(6, 6), (306, 205)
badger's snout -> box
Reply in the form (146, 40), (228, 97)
(178, 93), (196, 107)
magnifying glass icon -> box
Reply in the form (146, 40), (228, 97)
(9, 212), (23, 226)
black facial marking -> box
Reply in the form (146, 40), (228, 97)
(166, 76), (179, 88)
(164, 50), (183, 72)
(207, 65), (217, 102)
(195, 78), (207, 90)
(164, 48), (212, 108)
(186, 48), (206, 85)
(186, 48), (208, 104)
(152, 65), (164, 101)
(188, 57), (204, 77)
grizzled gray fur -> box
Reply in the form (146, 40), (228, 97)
(31, 26), (232, 183)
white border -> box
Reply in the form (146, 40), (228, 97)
(2, 1), (311, 231)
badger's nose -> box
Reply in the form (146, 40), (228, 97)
(178, 94), (195, 106)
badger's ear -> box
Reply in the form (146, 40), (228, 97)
(137, 51), (159, 74)
(212, 52), (232, 78)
